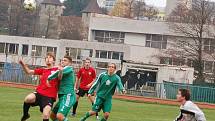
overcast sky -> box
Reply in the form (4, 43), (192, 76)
(145, 0), (166, 7)
(60, 0), (215, 8)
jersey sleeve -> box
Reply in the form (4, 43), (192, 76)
(48, 66), (73, 81)
(34, 68), (44, 75)
(116, 76), (124, 92)
(88, 73), (103, 94)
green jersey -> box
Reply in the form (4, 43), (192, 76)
(88, 72), (124, 99)
(48, 66), (75, 94)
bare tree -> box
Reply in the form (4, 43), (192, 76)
(44, 6), (59, 38)
(167, 0), (215, 84)
(110, 0), (158, 20)
(143, 6), (158, 20)
(133, 0), (146, 20)
(59, 16), (88, 40)
(110, 0), (128, 17)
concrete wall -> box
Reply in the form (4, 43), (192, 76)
(0, 35), (127, 66)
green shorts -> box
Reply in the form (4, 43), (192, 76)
(52, 93), (76, 117)
(92, 96), (112, 113)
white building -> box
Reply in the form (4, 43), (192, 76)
(0, 13), (198, 84)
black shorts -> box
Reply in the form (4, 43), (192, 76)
(30, 92), (55, 112)
(77, 88), (89, 97)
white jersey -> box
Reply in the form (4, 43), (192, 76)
(175, 101), (206, 121)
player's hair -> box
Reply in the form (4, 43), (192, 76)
(64, 56), (73, 63)
(85, 57), (91, 63)
(179, 88), (190, 101)
(108, 63), (116, 69)
(46, 52), (56, 61)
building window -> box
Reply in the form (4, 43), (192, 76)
(47, 46), (57, 54)
(112, 52), (120, 59)
(22, 44), (29, 55)
(66, 48), (93, 59)
(100, 50), (108, 58)
(95, 50), (123, 60)
(94, 30), (125, 44)
(160, 57), (184, 66)
(32, 45), (43, 56)
(97, 62), (108, 68)
(0, 42), (5, 53)
(204, 39), (215, 53)
(145, 34), (167, 49)
(160, 57), (172, 65)
(6, 43), (19, 54)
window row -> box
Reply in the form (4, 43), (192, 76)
(93, 30), (125, 44)
(32, 45), (57, 57)
(66, 48), (93, 59)
(0, 43), (19, 54)
(0, 42), (57, 57)
(145, 34), (167, 49)
(65, 48), (123, 60)
(96, 50), (123, 60)
(160, 57), (215, 73)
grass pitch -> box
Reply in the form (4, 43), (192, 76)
(0, 87), (215, 121)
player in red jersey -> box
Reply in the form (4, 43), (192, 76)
(20, 52), (59, 121)
(71, 58), (99, 119)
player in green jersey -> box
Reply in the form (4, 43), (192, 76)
(48, 56), (76, 121)
(80, 63), (126, 121)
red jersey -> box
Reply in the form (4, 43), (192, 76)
(34, 67), (59, 99)
(77, 67), (96, 90)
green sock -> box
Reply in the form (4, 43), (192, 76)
(63, 118), (68, 121)
(81, 112), (90, 121)
(100, 117), (107, 121)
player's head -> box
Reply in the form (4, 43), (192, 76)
(107, 63), (116, 75)
(84, 57), (91, 68)
(45, 52), (55, 66)
(177, 88), (190, 102)
(61, 56), (72, 66)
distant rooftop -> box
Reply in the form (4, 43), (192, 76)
(82, 0), (103, 14)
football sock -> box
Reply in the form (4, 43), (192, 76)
(72, 101), (78, 114)
(23, 102), (30, 116)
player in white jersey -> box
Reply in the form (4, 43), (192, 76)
(175, 88), (206, 121)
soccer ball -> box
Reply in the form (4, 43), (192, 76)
(23, 0), (37, 11)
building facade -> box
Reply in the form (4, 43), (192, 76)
(0, 13), (199, 84)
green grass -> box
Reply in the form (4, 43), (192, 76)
(0, 87), (215, 121)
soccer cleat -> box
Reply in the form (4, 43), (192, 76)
(80, 117), (86, 121)
(96, 116), (100, 120)
(21, 114), (30, 121)
(71, 112), (76, 117)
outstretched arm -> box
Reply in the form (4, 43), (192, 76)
(88, 73), (103, 95)
(48, 66), (73, 81)
(116, 76), (126, 94)
(19, 59), (34, 75)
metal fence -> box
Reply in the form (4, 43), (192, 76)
(0, 66), (39, 85)
(1, 67), (215, 104)
(125, 81), (215, 104)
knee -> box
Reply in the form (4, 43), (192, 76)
(24, 97), (32, 103)
(50, 112), (56, 120)
(56, 113), (65, 121)
(42, 107), (51, 119)
(104, 112), (110, 119)
(42, 112), (50, 119)
(24, 94), (35, 103)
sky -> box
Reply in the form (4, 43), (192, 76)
(60, 0), (215, 8)
(145, 0), (166, 7)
